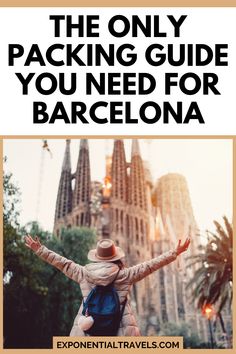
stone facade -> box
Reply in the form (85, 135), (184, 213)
(152, 174), (208, 340)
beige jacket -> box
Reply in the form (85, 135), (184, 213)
(35, 246), (177, 336)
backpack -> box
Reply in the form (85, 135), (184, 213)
(81, 272), (127, 336)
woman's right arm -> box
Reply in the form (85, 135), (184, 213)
(24, 235), (85, 283)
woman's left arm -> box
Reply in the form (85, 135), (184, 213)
(124, 237), (190, 283)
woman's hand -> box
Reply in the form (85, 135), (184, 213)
(24, 235), (42, 252)
(176, 237), (190, 255)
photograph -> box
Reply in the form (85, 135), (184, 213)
(3, 138), (233, 349)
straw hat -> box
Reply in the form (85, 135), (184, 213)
(88, 239), (125, 262)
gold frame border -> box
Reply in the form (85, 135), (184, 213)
(0, 2), (235, 354)
(0, 135), (235, 354)
(0, 2), (236, 7)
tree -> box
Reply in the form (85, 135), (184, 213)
(4, 219), (53, 348)
(4, 224), (96, 348)
(3, 162), (96, 348)
(3, 157), (21, 284)
(3, 157), (20, 227)
(158, 321), (207, 348)
(187, 217), (232, 341)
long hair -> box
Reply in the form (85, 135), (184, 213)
(113, 259), (125, 270)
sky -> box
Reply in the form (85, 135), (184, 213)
(3, 138), (233, 235)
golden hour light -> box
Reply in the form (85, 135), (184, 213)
(202, 304), (214, 319)
(3, 138), (232, 349)
(103, 177), (112, 189)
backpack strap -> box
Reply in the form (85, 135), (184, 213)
(112, 268), (127, 327)
(120, 298), (127, 320)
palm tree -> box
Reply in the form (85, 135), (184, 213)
(187, 216), (232, 342)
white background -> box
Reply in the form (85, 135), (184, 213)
(0, 8), (236, 136)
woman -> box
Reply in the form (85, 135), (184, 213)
(24, 235), (190, 336)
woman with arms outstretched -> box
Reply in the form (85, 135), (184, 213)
(25, 235), (190, 336)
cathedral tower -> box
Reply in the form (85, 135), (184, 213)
(151, 210), (179, 325)
(128, 140), (152, 330)
(154, 173), (198, 243)
(129, 140), (150, 262)
(72, 139), (91, 227)
(53, 139), (73, 236)
(109, 140), (129, 252)
(153, 173), (205, 336)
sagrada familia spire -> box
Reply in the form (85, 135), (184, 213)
(54, 140), (72, 234)
(73, 139), (91, 227)
(54, 139), (91, 236)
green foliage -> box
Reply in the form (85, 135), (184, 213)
(3, 162), (96, 348)
(3, 164), (95, 348)
(159, 321), (207, 348)
(186, 217), (232, 344)
(4, 221), (96, 348)
(187, 216), (232, 313)
(3, 157), (20, 226)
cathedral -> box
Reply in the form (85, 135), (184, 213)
(53, 139), (208, 340)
